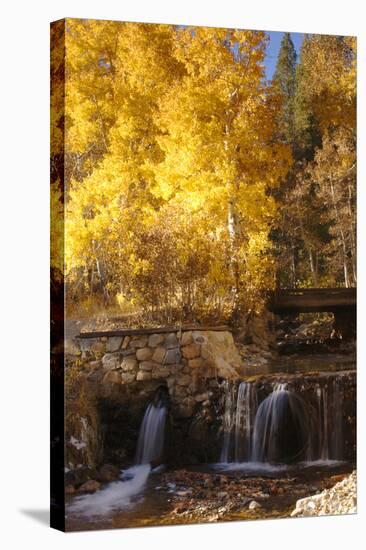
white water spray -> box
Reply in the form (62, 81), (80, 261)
(67, 464), (151, 517)
(136, 400), (167, 465)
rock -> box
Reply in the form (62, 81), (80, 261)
(194, 392), (208, 402)
(120, 348), (136, 357)
(152, 366), (170, 379)
(102, 353), (121, 370)
(189, 418), (208, 441)
(89, 360), (102, 370)
(167, 377), (175, 389)
(180, 397), (196, 417)
(121, 372), (136, 383)
(174, 385), (188, 398)
(121, 336), (130, 349)
(148, 334), (165, 347)
(169, 364), (181, 375)
(197, 331), (241, 379)
(87, 370), (104, 383)
(121, 356), (138, 371)
(217, 491), (228, 499)
(136, 347), (153, 361)
(181, 331), (193, 346)
(79, 339), (94, 352)
(174, 505), (187, 514)
(181, 344), (201, 359)
(152, 347), (166, 363)
(139, 361), (155, 371)
(106, 337), (123, 353)
(90, 341), (106, 355)
(136, 371), (152, 381)
(78, 480), (101, 493)
(177, 374), (191, 386)
(99, 464), (120, 482)
(65, 485), (76, 494)
(176, 490), (192, 497)
(102, 371), (121, 384)
(291, 471), (357, 517)
(190, 331), (206, 344)
(165, 333), (179, 349)
(188, 358), (204, 368)
(164, 348), (181, 364)
(65, 466), (99, 487)
(248, 500), (261, 510)
(130, 336), (148, 348)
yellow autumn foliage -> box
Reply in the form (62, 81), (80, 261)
(61, 20), (293, 320)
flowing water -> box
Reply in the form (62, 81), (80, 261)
(135, 400), (167, 465)
(221, 381), (258, 463)
(66, 398), (167, 522)
(219, 371), (350, 466)
(66, 356), (355, 530)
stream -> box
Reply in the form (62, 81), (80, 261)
(65, 354), (356, 531)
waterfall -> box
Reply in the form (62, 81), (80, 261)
(220, 381), (257, 463)
(220, 375), (345, 465)
(67, 395), (167, 518)
(220, 382), (235, 462)
(251, 383), (310, 463)
(311, 376), (344, 461)
(234, 382), (258, 462)
(135, 400), (167, 465)
(331, 376), (344, 459)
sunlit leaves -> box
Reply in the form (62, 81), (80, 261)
(63, 20), (293, 317)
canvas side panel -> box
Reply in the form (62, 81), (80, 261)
(50, 18), (66, 532)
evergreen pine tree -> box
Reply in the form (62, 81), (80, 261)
(293, 37), (322, 161)
(273, 32), (297, 147)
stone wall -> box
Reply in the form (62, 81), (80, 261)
(64, 327), (356, 470)
(65, 329), (242, 467)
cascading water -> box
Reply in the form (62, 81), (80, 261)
(311, 376), (344, 461)
(220, 381), (258, 463)
(68, 392), (167, 518)
(220, 374), (345, 466)
(251, 383), (310, 463)
(332, 376), (344, 459)
(135, 399), (167, 465)
(234, 382), (258, 462)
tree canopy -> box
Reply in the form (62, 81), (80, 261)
(50, 21), (356, 323)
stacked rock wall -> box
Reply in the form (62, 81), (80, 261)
(65, 329), (242, 467)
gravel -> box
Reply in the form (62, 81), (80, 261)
(291, 471), (357, 517)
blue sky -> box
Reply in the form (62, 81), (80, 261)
(265, 32), (304, 80)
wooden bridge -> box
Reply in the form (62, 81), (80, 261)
(269, 287), (356, 338)
(269, 287), (356, 314)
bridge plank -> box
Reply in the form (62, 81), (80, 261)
(270, 287), (356, 314)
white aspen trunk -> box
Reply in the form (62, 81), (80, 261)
(227, 198), (242, 306)
(347, 180), (357, 284)
(308, 248), (318, 286)
(289, 244), (297, 287)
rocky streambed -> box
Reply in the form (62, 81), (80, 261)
(291, 470), (356, 517)
(64, 321), (356, 531)
(65, 462), (355, 531)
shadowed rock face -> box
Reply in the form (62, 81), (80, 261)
(65, 329), (242, 468)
